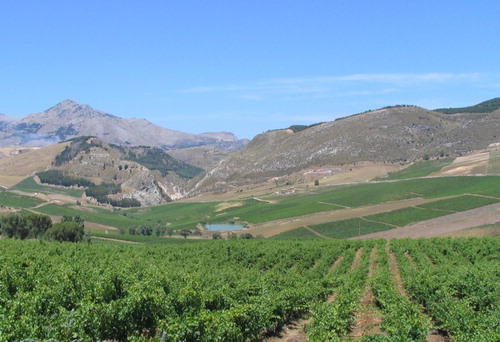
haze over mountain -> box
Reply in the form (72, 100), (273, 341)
(0, 100), (248, 151)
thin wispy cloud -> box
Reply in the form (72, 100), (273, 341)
(178, 73), (483, 96)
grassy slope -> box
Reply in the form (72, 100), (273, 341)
(381, 158), (454, 180)
(12, 177), (84, 198)
(0, 190), (44, 208)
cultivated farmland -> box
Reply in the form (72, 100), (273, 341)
(0, 238), (498, 341)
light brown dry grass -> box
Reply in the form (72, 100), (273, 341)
(0, 143), (68, 182)
(434, 151), (489, 176)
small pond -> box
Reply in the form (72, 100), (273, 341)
(205, 224), (245, 231)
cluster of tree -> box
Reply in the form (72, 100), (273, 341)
(54, 136), (102, 166)
(14, 122), (42, 133)
(38, 169), (140, 208)
(45, 216), (86, 242)
(85, 182), (121, 201)
(124, 147), (203, 179)
(435, 97), (500, 114)
(38, 170), (93, 188)
(0, 213), (52, 239)
(287, 122), (324, 133)
(85, 183), (141, 207)
(0, 214), (86, 242)
(108, 198), (142, 208)
(120, 225), (172, 237)
(211, 232), (255, 240)
(55, 124), (79, 140)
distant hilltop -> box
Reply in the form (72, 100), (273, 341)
(196, 99), (500, 192)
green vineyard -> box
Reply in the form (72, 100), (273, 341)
(0, 238), (498, 341)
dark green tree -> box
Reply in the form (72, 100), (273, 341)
(27, 214), (52, 238)
(180, 229), (191, 239)
(212, 231), (223, 240)
(44, 222), (85, 242)
(0, 214), (28, 239)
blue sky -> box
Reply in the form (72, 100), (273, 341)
(1, 1), (500, 139)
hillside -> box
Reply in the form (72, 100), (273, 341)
(2, 137), (204, 206)
(0, 99), (248, 151)
(196, 105), (500, 192)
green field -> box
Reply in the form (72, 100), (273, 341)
(202, 198), (340, 224)
(6, 175), (500, 235)
(419, 194), (500, 211)
(365, 207), (449, 227)
(0, 190), (44, 208)
(273, 218), (394, 240)
(381, 158), (454, 180)
(312, 218), (394, 239)
(297, 175), (500, 208)
(269, 227), (321, 239)
(0, 238), (498, 341)
(11, 177), (84, 197)
(35, 204), (147, 228)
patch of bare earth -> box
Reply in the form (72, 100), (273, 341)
(215, 201), (244, 212)
(387, 247), (449, 342)
(349, 248), (384, 339)
(85, 221), (119, 232)
(351, 202), (500, 240)
(432, 151), (489, 176)
(329, 255), (344, 271)
(450, 224), (500, 237)
(351, 247), (364, 271)
(265, 318), (310, 342)
(265, 255), (346, 341)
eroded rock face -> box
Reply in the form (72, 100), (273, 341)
(50, 137), (193, 206)
(119, 169), (186, 206)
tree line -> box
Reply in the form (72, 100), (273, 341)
(38, 170), (141, 208)
(0, 213), (86, 242)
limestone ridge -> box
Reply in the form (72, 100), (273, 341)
(0, 99), (248, 151)
(48, 136), (204, 206)
(196, 105), (500, 192)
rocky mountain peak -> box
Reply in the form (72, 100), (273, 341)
(40, 99), (114, 120)
(0, 100), (248, 152)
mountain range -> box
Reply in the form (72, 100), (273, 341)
(0, 99), (248, 151)
(1, 98), (500, 203)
